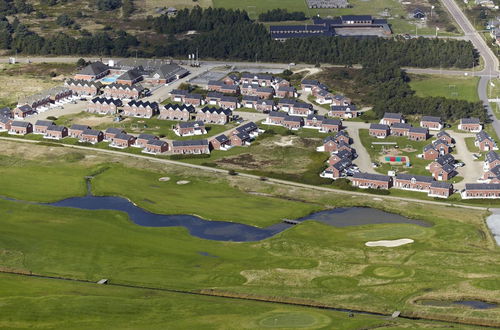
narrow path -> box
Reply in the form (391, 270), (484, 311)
(0, 136), (488, 211)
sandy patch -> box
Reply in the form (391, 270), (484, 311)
(158, 177), (170, 182)
(74, 115), (119, 127)
(177, 180), (190, 185)
(274, 136), (296, 147)
(365, 239), (414, 247)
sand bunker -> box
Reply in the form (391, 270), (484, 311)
(176, 180), (190, 185)
(365, 238), (414, 247)
(158, 177), (170, 182)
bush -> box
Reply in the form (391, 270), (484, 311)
(55, 14), (74, 27)
(96, 0), (122, 11)
(46, 116), (58, 121)
(170, 153), (210, 160)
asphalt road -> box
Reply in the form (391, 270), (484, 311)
(440, 0), (500, 138)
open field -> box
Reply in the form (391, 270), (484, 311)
(0, 62), (75, 108)
(409, 74), (480, 102)
(0, 273), (480, 329)
(0, 140), (499, 327)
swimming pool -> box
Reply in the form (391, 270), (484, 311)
(101, 76), (117, 83)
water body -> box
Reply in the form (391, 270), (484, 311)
(486, 211), (500, 246)
(42, 193), (429, 242)
(419, 299), (498, 310)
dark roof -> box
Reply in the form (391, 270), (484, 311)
(256, 87), (274, 93)
(476, 131), (492, 142)
(114, 133), (135, 140)
(213, 134), (229, 143)
(234, 131), (251, 140)
(16, 105), (33, 113)
(460, 117), (480, 124)
(148, 139), (168, 146)
(383, 112), (402, 119)
(207, 91), (224, 99)
(421, 116), (441, 123)
(306, 114), (326, 121)
(154, 63), (189, 80)
(178, 121), (205, 128)
(185, 93), (202, 100)
(278, 98), (296, 105)
(117, 68), (143, 81)
(431, 181), (452, 189)
(435, 154), (455, 165)
(105, 127), (125, 135)
(437, 131), (451, 138)
(220, 96), (238, 103)
(332, 159), (351, 170)
(241, 73), (273, 80)
(284, 115), (303, 122)
(65, 79), (102, 88)
(423, 144), (436, 152)
(301, 79), (321, 86)
(242, 95), (259, 102)
(409, 127), (428, 134)
(486, 151), (500, 163)
(208, 80), (225, 87)
(172, 139), (208, 147)
(220, 85), (239, 91)
(323, 118), (342, 126)
(293, 101), (312, 109)
(34, 120), (54, 127)
(137, 133), (157, 140)
(341, 15), (373, 21)
(163, 103), (196, 113)
(433, 139), (449, 146)
(269, 111), (287, 118)
(0, 116), (11, 124)
(104, 83), (144, 92)
(47, 125), (66, 132)
(335, 130), (349, 138)
(352, 172), (391, 182)
(336, 149), (353, 159)
(127, 100), (159, 109)
(236, 122), (258, 134)
(91, 97), (122, 106)
(396, 173), (434, 183)
(331, 105), (357, 111)
(82, 129), (102, 136)
(370, 123), (390, 130)
(465, 183), (500, 190)
(11, 121), (31, 128)
(199, 107), (232, 116)
(391, 123), (412, 129)
(70, 124), (91, 130)
(78, 61), (109, 76)
(0, 107), (11, 117)
(170, 89), (189, 96)
(441, 163), (456, 174)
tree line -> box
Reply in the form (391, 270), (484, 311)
(0, 6), (479, 69)
(357, 62), (487, 122)
(258, 9), (307, 22)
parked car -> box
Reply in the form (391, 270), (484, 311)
(371, 162), (379, 168)
(455, 162), (465, 167)
(472, 154), (480, 160)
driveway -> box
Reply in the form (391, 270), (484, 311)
(446, 130), (484, 189)
(344, 121), (375, 174)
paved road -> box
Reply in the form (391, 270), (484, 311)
(343, 121), (376, 174)
(440, 0), (500, 138)
(0, 136), (488, 211)
(445, 130), (483, 188)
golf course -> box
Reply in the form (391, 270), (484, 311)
(0, 140), (499, 328)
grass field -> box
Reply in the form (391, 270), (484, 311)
(409, 74), (480, 102)
(0, 273), (479, 329)
(0, 141), (499, 327)
(0, 63), (75, 108)
(358, 129), (434, 177)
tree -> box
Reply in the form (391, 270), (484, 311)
(56, 14), (74, 27)
(96, 0), (122, 11)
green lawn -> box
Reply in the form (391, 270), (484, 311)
(409, 74), (480, 102)
(92, 165), (321, 227)
(0, 143), (500, 326)
(0, 273), (477, 330)
(358, 129), (432, 176)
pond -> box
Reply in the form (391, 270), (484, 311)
(419, 299), (498, 310)
(40, 192), (430, 242)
